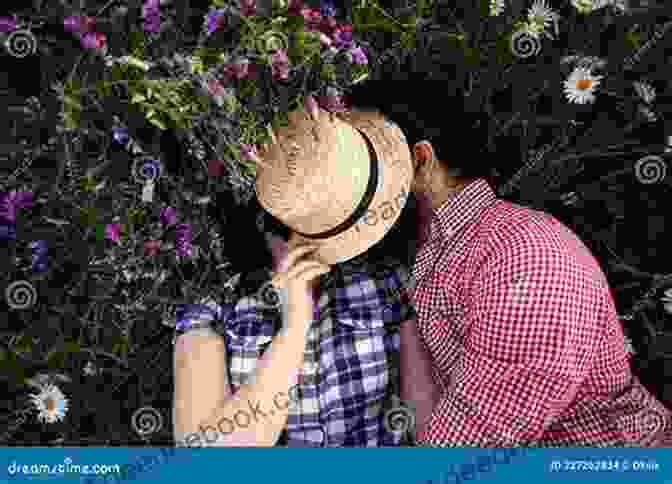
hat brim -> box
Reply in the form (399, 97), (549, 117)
(292, 112), (414, 265)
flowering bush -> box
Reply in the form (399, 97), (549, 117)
(0, 0), (671, 444)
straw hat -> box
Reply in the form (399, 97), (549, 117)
(255, 104), (414, 265)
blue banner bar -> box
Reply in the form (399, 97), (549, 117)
(0, 448), (668, 483)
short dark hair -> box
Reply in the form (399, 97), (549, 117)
(345, 77), (495, 180)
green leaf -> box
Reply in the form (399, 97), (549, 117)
(148, 117), (167, 130)
(47, 350), (66, 370)
(14, 335), (32, 354)
(63, 337), (81, 354)
(131, 93), (146, 103)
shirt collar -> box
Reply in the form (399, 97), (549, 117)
(428, 178), (497, 242)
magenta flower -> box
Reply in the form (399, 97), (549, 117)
(206, 8), (227, 35)
(175, 224), (193, 258)
(0, 16), (18, 33)
(333, 24), (353, 49)
(271, 49), (290, 80)
(318, 89), (347, 112)
(347, 46), (368, 65)
(105, 223), (121, 242)
(239, 0), (257, 16)
(301, 8), (323, 32)
(223, 58), (250, 81)
(144, 240), (162, 257)
(160, 206), (177, 226)
(142, 0), (162, 32)
(319, 32), (332, 48)
(63, 16), (95, 34)
(80, 31), (107, 50)
(0, 191), (33, 223)
(287, 0), (304, 16)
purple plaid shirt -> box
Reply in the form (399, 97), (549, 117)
(174, 254), (416, 446)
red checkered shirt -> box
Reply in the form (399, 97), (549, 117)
(409, 178), (672, 446)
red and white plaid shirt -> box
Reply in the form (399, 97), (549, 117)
(410, 178), (672, 446)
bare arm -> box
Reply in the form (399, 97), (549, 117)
(173, 242), (329, 447)
(399, 319), (441, 436)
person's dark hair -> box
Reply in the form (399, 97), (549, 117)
(344, 76), (496, 181)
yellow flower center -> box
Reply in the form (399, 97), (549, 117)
(575, 78), (593, 91)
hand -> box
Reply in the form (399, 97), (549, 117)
(268, 234), (331, 330)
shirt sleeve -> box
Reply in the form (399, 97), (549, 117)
(416, 233), (608, 446)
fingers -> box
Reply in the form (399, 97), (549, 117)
(272, 259), (329, 288)
(276, 243), (320, 274)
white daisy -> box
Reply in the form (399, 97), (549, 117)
(82, 361), (98, 376)
(526, 0), (558, 36)
(490, 0), (506, 16)
(623, 334), (636, 355)
(633, 81), (656, 104)
(563, 66), (603, 104)
(29, 384), (69, 424)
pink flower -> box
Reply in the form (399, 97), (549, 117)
(208, 159), (225, 177)
(223, 59), (250, 80)
(301, 8), (323, 31)
(239, 0), (257, 16)
(144, 240), (162, 257)
(287, 0), (304, 16)
(304, 95), (319, 120)
(319, 33), (332, 48)
(105, 223), (121, 242)
(240, 144), (260, 164)
(271, 49), (290, 80)
(318, 89), (347, 112)
(207, 78), (227, 97)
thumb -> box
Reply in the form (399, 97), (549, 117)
(266, 232), (289, 270)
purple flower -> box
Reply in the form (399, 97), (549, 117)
(29, 240), (48, 273)
(239, 0), (257, 16)
(320, 0), (336, 18)
(0, 16), (18, 33)
(105, 223), (121, 242)
(0, 191), (33, 223)
(136, 158), (162, 181)
(160, 206), (177, 226)
(0, 223), (16, 240)
(347, 46), (368, 65)
(206, 8), (227, 35)
(80, 31), (107, 50)
(271, 49), (290, 80)
(143, 0), (162, 32)
(175, 224), (193, 258)
(112, 127), (129, 145)
(332, 24), (353, 50)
